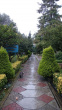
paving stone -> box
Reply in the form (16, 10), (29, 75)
(21, 80), (40, 85)
(2, 103), (23, 110)
(3, 98), (13, 107)
(16, 98), (46, 109)
(37, 82), (47, 87)
(8, 91), (23, 102)
(41, 104), (58, 110)
(20, 90), (44, 97)
(18, 78), (26, 82)
(22, 84), (44, 90)
(41, 86), (52, 94)
(45, 91), (54, 98)
(48, 99), (60, 110)
(37, 94), (54, 103)
(24, 78), (39, 82)
(13, 87), (26, 93)
(13, 81), (24, 88)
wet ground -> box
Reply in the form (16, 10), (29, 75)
(2, 54), (60, 110)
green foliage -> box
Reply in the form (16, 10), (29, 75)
(0, 47), (15, 79)
(18, 55), (28, 63)
(18, 33), (33, 55)
(27, 50), (32, 57)
(36, 42), (43, 54)
(12, 61), (22, 73)
(11, 55), (18, 63)
(0, 14), (33, 55)
(0, 74), (7, 90)
(55, 51), (62, 60)
(38, 0), (61, 28)
(4, 83), (11, 89)
(28, 33), (33, 52)
(0, 13), (16, 26)
(0, 24), (18, 47)
(53, 73), (62, 94)
(56, 60), (62, 63)
(38, 46), (60, 78)
(43, 25), (62, 51)
(34, 0), (62, 52)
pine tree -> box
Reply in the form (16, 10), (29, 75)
(34, 0), (62, 51)
(38, 0), (62, 28)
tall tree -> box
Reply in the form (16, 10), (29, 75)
(0, 25), (18, 47)
(28, 32), (33, 52)
(0, 13), (16, 26)
(18, 33), (33, 55)
(35, 0), (62, 52)
(38, 0), (62, 29)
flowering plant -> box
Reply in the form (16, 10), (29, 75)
(53, 73), (62, 94)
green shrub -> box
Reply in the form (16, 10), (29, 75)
(56, 60), (62, 63)
(55, 51), (62, 60)
(38, 46), (60, 78)
(12, 61), (22, 73)
(0, 47), (15, 79)
(27, 50), (32, 57)
(18, 55), (28, 63)
(0, 74), (7, 90)
(11, 55), (18, 63)
(53, 73), (62, 94)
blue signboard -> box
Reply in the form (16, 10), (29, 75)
(6, 45), (19, 53)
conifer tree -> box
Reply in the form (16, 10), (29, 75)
(35, 0), (62, 52)
(38, 0), (62, 28)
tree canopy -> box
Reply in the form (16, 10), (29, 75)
(0, 13), (33, 55)
(35, 0), (62, 52)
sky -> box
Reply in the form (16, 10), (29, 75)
(0, 0), (62, 36)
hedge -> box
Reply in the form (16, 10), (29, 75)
(0, 47), (15, 79)
(53, 73), (62, 94)
(56, 60), (62, 63)
(18, 55), (28, 63)
(0, 74), (7, 90)
(55, 51), (62, 60)
(38, 46), (60, 78)
(11, 55), (18, 63)
(12, 61), (22, 73)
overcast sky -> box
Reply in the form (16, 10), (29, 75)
(0, 0), (62, 36)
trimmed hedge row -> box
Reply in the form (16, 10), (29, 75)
(0, 74), (7, 90)
(53, 73), (62, 94)
(18, 55), (28, 63)
(12, 61), (22, 73)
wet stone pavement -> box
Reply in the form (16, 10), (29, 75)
(2, 54), (60, 110)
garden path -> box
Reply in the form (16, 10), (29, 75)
(2, 54), (60, 110)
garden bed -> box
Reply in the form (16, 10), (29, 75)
(48, 81), (62, 109)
